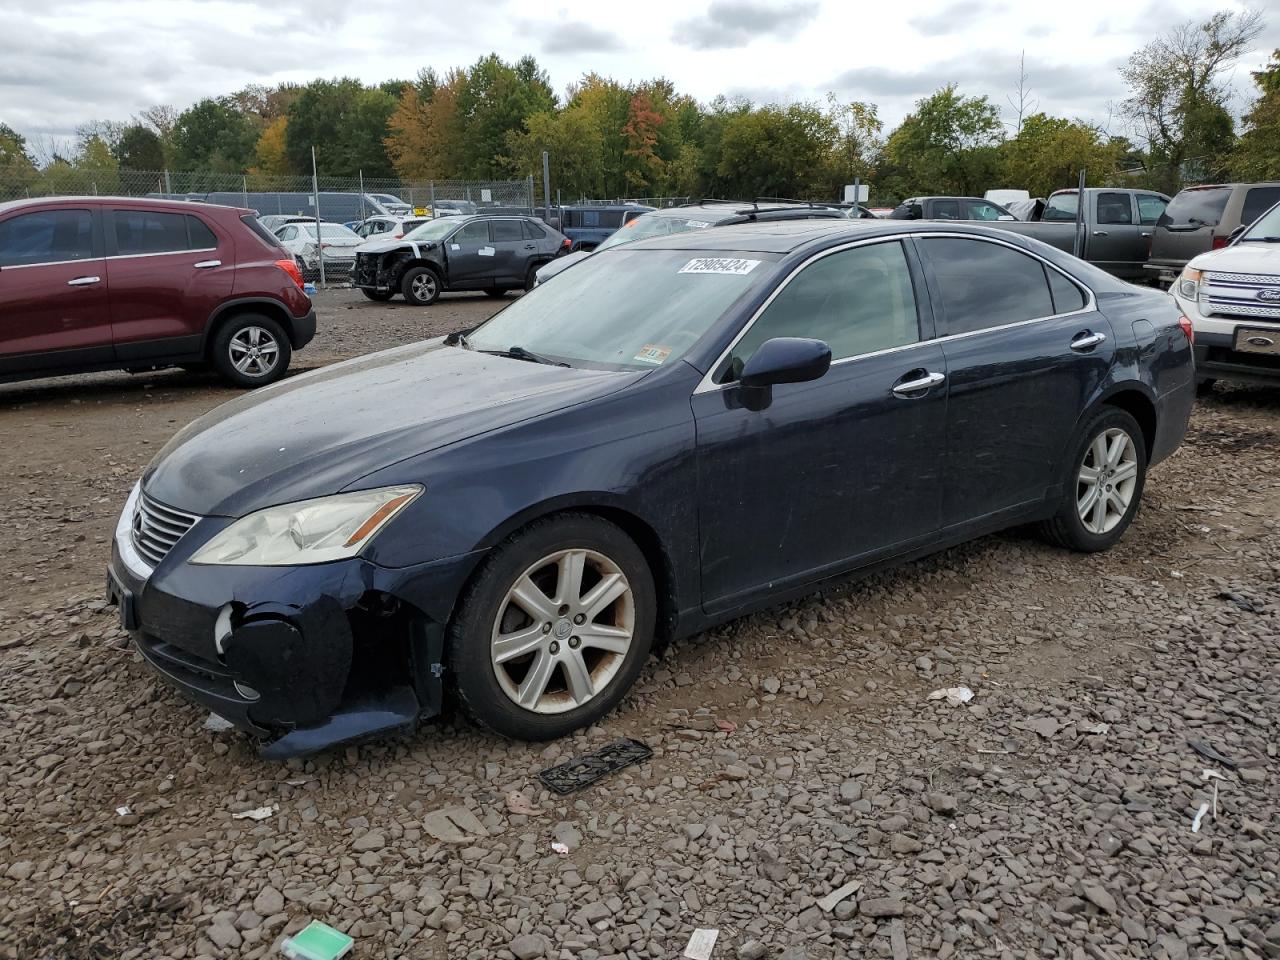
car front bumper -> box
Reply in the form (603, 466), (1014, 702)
(106, 510), (484, 759)
(1193, 330), (1280, 385)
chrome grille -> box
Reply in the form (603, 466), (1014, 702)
(1202, 271), (1280, 321)
(131, 492), (200, 567)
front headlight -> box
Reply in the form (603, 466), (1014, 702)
(1177, 267), (1202, 301)
(190, 485), (421, 566)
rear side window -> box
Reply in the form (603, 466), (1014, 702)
(522, 221), (546, 240)
(0, 209), (94, 266)
(491, 220), (523, 242)
(1047, 269), (1087, 314)
(728, 241), (919, 371)
(187, 216), (217, 249)
(1096, 193), (1133, 225)
(1137, 195), (1166, 226)
(242, 215), (284, 248)
(918, 237), (1054, 335)
(113, 210), (189, 255)
(1241, 187), (1280, 226)
(1158, 187), (1231, 228)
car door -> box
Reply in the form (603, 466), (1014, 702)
(444, 220), (494, 289)
(1090, 192), (1144, 277)
(913, 235), (1114, 528)
(105, 208), (234, 360)
(488, 219), (527, 285)
(692, 239), (948, 613)
(0, 205), (112, 373)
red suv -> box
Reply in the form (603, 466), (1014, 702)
(0, 197), (316, 388)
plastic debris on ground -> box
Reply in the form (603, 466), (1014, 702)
(280, 920), (354, 960)
(1079, 721), (1110, 735)
(203, 713), (234, 732)
(551, 841), (570, 856)
(232, 804), (278, 821)
(927, 686), (974, 706)
(683, 928), (719, 960)
(1191, 802), (1210, 833)
(1188, 739), (1237, 770)
(115, 805), (131, 816)
(538, 737), (653, 795)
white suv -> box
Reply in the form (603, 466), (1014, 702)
(1171, 199), (1280, 389)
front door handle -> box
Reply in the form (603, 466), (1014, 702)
(1071, 331), (1107, 351)
(67, 276), (101, 286)
(193, 259), (221, 269)
(524, 244), (535, 250)
(1092, 230), (1109, 237)
(892, 371), (946, 398)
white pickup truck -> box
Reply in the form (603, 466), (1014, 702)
(1172, 199), (1280, 389)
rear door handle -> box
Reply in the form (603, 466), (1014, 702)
(523, 244), (535, 249)
(892, 371), (946, 398)
(1071, 331), (1107, 351)
(67, 276), (101, 286)
(193, 259), (221, 269)
(1092, 231), (1109, 237)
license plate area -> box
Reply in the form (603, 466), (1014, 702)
(1235, 328), (1280, 355)
(106, 570), (139, 631)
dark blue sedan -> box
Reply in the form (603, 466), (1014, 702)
(107, 220), (1195, 757)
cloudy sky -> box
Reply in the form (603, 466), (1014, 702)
(2, 0), (1276, 151)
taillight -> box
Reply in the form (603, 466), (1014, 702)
(1178, 316), (1194, 344)
(1211, 235), (1229, 250)
(393, 233), (404, 239)
(561, 238), (572, 249)
(276, 259), (305, 289)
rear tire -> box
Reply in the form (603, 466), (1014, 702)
(1196, 378), (1217, 396)
(401, 266), (440, 306)
(361, 288), (394, 302)
(484, 288), (509, 298)
(210, 314), (292, 389)
(447, 513), (655, 741)
(524, 265), (540, 292)
(1039, 407), (1147, 552)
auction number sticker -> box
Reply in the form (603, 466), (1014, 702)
(678, 257), (761, 276)
(634, 344), (672, 365)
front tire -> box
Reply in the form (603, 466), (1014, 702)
(447, 514), (655, 740)
(361, 288), (394, 302)
(1040, 407), (1147, 552)
(401, 266), (440, 306)
(210, 314), (291, 388)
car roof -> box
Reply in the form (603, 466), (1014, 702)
(0, 195), (254, 217)
(627, 218), (1045, 253)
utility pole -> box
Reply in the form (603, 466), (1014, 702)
(542, 151), (551, 220)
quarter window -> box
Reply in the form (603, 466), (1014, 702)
(1047, 269), (1087, 314)
(187, 216), (218, 249)
(453, 222), (490, 245)
(1136, 194), (1166, 226)
(918, 237), (1054, 335)
(0, 209), (94, 266)
(522, 220), (546, 240)
(1096, 193), (1134, 225)
(726, 241), (919, 377)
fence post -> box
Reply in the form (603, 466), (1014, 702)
(527, 175), (534, 213)
(242, 175), (248, 209)
(541, 152), (551, 219)
(359, 171), (365, 218)
(163, 169), (172, 194)
(429, 181), (436, 213)
(311, 145), (325, 289)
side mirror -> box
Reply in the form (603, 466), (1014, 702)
(997, 214), (1016, 221)
(1227, 224), (1246, 243)
(740, 337), (832, 389)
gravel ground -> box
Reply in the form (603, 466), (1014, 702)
(1, 288), (1277, 960)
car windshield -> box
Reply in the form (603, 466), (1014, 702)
(403, 217), (465, 241)
(595, 211), (724, 251)
(1239, 202), (1280, 241)
(468, 247), (777, 370)
(301, 223), (359, 239)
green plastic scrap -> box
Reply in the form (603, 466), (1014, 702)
(280, 921), (354, 960)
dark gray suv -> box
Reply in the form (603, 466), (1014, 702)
(351, 215), (570, 305)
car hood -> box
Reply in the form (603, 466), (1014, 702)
(1188, 243), (1280, 274)
(535, 250), (591, 283)
(143, 341), (638, 517)
(355, 236), (435, 256)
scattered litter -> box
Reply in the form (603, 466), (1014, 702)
(1202, 769), (1226, 820)
(280, 919), (354, 960)
(1188, 740), (1237, 770)
(115, 805), (131, 816)
(538, 737), (653, 795)
(817, 879), (861, 912)
(1216, 591), (1259, 613)
(202, 712), (234, 732)
(551, 841), (570, 856)
(1191, 802), (1210, 833)
(1202, 769), (1227, 782)
(1079, 721), (1110, 735)
(505, 791), (543, 817)
(683, 928), (719, 960)
(422, 806), (489, 843)
(232, 804), (278, 821)
(927, 686), (974, 706)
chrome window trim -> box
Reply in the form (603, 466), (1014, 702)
(1, 247), (220, 269)
(693, 230), (1097, 395)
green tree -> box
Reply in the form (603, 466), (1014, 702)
(0, 123), (38, 199)
(171, 98), (257, 172)
(710, 102), (839, 199)
(285, 78), (397, 177)
(1230, 49), (1280, 179)
(879, 85), (1003, 198)
(455, 54), (556, 178)
(827, 96), (883, 193)
(114, 124), (166, 170)
(997, 113), (1125, 197)
(1120, 10), (1264, 190)
(385, 69), (467, 180)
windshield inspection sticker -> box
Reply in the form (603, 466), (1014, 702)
(679, 257), (761, 276)
(684, 220), (712, 229)
(634, 344), (672, 365)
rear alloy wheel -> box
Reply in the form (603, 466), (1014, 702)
(524, 265), (540, 291)
(448, 514), (655, 740)
(361, 288), (394, 302)
(1040, 407), (1147, 552)
(401, 266), (440, 306)
(210, 315), (292, 388)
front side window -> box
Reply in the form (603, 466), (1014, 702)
(918, 237), (1054, 335)
(1042, 193), (1079, 222)
(113, 210), (189, 255)
(453, 221), (490, 245)
(1136, 194), (1167, 226)
(1096, 193), (1134, 225)
(0, 209), (94, 266)
(726, 241), (920, 378)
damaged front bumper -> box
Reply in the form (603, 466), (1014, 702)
(106, 516), (483, 760)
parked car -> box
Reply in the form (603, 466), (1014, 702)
(273, 221), (363, 279)
(1145, 182), (1280, 287)
(352, 215), (431, 240)
(259, 214), (323, 232)
(366, 193), (413, 217)
(1171, 197), (1280, 389)
(991, 188), (1171, 281)
(351, 215), (569, 305)
(106, 218), (1193, 758)
(534, 201), (848, 285)
(556, 204), (654, 250)
(0, 197), (314, 388)
(888, 196), (1017, 221)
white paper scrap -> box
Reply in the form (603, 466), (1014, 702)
(817, 879), (861, 912)
(683, 928), (719, 960)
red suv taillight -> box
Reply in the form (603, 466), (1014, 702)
(1211, 235), (1230, 250)
(561, 237), (572, 250)
(276, 259), (305, 289)
(1178, 316), (1194, 344)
